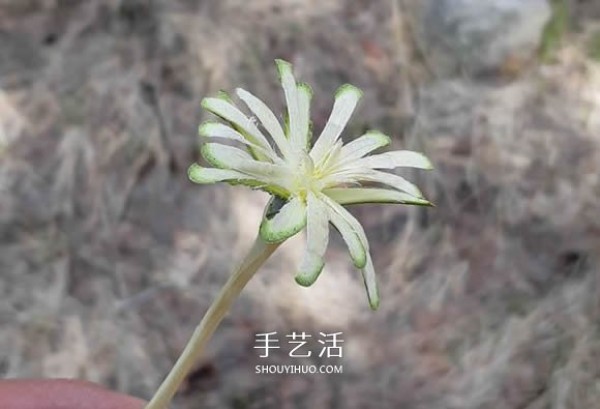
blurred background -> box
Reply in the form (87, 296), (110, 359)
(1, 0), (600, 408)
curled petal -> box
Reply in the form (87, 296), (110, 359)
(296, 193), (329, 287)
(322, 195), (379, 310)
(321, 194), (368, 269)
(260, 196), (307, 243)
(361, 256), (380, 310)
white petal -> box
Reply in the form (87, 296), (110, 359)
(318, 140), (344, 171)
(310, 84), (362, 164)
(199, 122), (279, 162)
(200, 122), (248, 144)
(361, 255), (380, 310)
(201, 143), (291, 189)
(201, 142), (253, 167)
(235, 88), (292, 159)
(296, 193), (329, 287)
(337, 131), (390, 163)
(275, 59), (303, 150)
(354, 150), (433, 170)
(260, 196), (307, 243)
(362, 170), (424, 198)
(201, 97), (275, 160)
(324, 188), (432, 206)
(296, 83), (313, 150)
(321, 194), (379, 310)
(325, 169), (424, 199)
(188, 164), (256, 185)
(320, 194), (368, 269)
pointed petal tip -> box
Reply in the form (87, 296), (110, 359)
(404, 197), (435, 207)
(324, 187), (432, 207)
(411, 187), (425, 200)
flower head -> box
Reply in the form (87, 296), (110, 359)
(189, 60), (432, 310)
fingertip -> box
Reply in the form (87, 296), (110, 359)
(0, 379), (147, 409)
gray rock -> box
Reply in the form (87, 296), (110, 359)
(0, 31), (45, 88)
(414, 0), (551, 78)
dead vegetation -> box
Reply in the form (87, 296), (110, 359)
(1, 1), (600, 408)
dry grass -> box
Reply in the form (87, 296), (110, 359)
(1, 1), (600, 408)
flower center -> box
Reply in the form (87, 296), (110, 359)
(291, 152), (324, 200)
